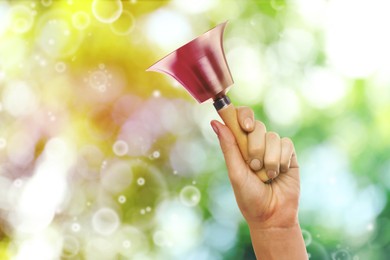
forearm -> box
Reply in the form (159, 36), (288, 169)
(248, 223), (308, 260)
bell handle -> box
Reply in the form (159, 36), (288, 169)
(215, 98), (270, 183)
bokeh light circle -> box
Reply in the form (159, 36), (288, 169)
(172, 0), (216, 14)
(122, 240), (131, 248)
(41, 0), (52, 7)
(72, 11), (90, 30)
(114, 225), (149, 257)
(82, 65), (126, 104)
(155, 200), (202, 251)
(8, 5), (34, 34)
(13, 179), (23, 188)
(77, 145), (104, 180)
(54, 62), (66, 73)
(3, 81), (38, 117)
(203, 221), (238, 252)
(170, 138), (207, 176)
(88, 70), (109, 88)
(118, 195), (126, 204)
(180, 185), (201, 207)
(119, 121), (153, 156)
(145, 9), (193, 51)
(153, 230), (167, 247)
(302, 229), (312, 246)
(227, 45), (265, 105)
(0, 3), (10, 36)
(137, 177), (145, 186)
(306, 242), (330, 260)
(71, 223), (81, 233)
(92, 207), (120, 236)
(122, 160), (168, 229)
(332, 249), (352, 260)
(61, 235), (80, 258)
(110, 10), (135, 36)
(85, 237), (116, 260)
(0, 138), (6, 149)
(0, 36), (27, 68)
(92, 0), (123, 24)
(301, 67), (348, 109)
(264, 87), (301, 127)
(101, 160), (133, 194)
(36, 10), (83, 58)
(113, 140), (128, 156)
(152, 150), (160, 159)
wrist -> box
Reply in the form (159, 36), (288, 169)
(248, 223), (308, 260)
(246, 212), (299, 231)
(248, 222), (302, 241)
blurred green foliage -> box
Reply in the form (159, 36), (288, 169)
(0, 0), (389, 259)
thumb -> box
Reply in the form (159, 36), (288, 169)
(211, 120), (249, 185)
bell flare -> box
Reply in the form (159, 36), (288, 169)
(146, 21), (234, 103)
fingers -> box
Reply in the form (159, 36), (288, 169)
(290, 145), (299, 169)
(280, 137), (294, 173)
(212, 114), (298, 185)
(248, 121), (266, 171)
(264, 132), (281, 179)
(236, 107), (255, 132)
(210, 120), (248, 186)
(248, 124), (297, 180)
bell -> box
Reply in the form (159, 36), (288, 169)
(147, 22), (269, 182)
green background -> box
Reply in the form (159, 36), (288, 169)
(0, 0), (389, 259)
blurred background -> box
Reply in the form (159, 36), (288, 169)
(0, 0), (390, 259)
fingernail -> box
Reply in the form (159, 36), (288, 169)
(250, 159), (262, 171)
(211, 122), (219, 135)
(244, 118), (253, 130)
(267, 170), (277, 179)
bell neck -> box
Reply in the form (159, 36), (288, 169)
(213, 95), (231, 111)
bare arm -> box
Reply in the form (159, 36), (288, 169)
(249, 223), (306, 260)
(211, 107), (307, 260)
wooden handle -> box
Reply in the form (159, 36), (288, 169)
(217, 103), (269, 183)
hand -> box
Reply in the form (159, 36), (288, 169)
(210, 107), (300, 230)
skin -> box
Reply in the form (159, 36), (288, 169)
(210, 107), (308, 260)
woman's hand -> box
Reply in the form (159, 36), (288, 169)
(211, 106), (307, 260)
(211, 106), (300, 229)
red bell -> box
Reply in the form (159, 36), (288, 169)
(147, 22), (269, 182)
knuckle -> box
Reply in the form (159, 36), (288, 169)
(237, 106), (251, 116)
(242, 106), (251, 113)
(281, 137), (293, 146)
(267, 131), (280, 140)
(280, 165), (289, 173)
(248, 147), (265, 157)
(264, 158), (279, 169)
(237, 106), (248, 111)
(255, 121), (266, 132)
(280, 160), (290, 172)
(281, 156), (290, 165)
